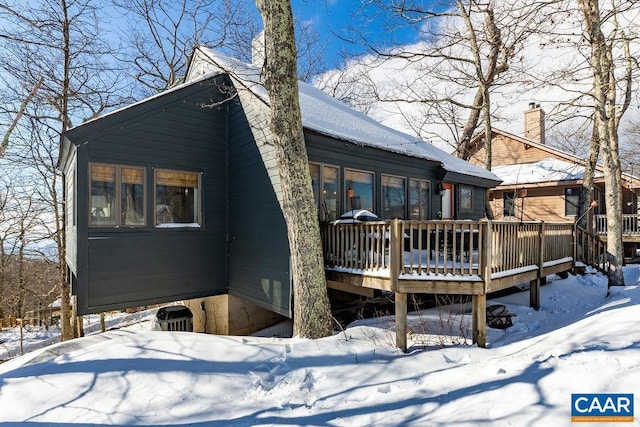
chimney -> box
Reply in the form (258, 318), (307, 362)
(524, 103), (545, 144)
(251, 30), (266, 68)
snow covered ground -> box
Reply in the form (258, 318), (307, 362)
(0, 267), (638, 426)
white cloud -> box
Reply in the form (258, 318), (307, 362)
(314, 1), (640, 154)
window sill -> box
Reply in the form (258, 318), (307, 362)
(156, 223), (201, 229)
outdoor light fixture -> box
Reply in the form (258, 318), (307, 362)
(437, 182), (446, 197)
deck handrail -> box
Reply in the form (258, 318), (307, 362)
(321, 219), (575, 280)
(595, 213), (640, 235)
(574, 224), (608, 271)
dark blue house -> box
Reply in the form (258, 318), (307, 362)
(59, 47), (500, 333)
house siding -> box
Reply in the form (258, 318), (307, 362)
(68, 80), (230, 314)
(490, 186), (578, 222)
(469, 133), (552, 168)
(226, 90), (291, 317)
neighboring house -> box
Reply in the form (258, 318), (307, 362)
(58, 46), (501, 334)
(468, 104), (640, 254)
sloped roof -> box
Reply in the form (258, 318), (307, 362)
(492, 157), (603, 186)
(480, 127), (640, 189)
(190, 47), (501, 184)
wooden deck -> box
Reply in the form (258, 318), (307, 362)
(321, 219), (603, 351)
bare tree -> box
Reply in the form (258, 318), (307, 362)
(0, 0), (126, 339)
(319, 1), (540, 155)
(112, 0), (327, 97)
(0, 170), (58, 321)
(577, 0), (636, 287)
(111, 0), (256, 95)
(254, 0), (333, 338)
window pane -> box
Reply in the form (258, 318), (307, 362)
(565, 187), (580, 216)
(345, 169), (374, 213)
(121, 167), (145, 226)
(503, 191), (516, 217)
(382, 175), (405, 219)
(409, 179), (430, 220)
(90, 165), (116, 226)
(460, 186), (473, 211)
(309, 163), (320, 216)
(156, 170), (200, 226)
(322, 165), (339, 221)
(66, 166), (75, 226)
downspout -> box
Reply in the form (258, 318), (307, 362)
(224, 101), (231, 295)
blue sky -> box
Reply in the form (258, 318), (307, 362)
(290, 0), (423, 68)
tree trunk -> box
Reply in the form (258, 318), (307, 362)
(578, 0), (625, 287)
(578, 121), (599, 230)
(59, 0), (74, 340)
(254, 0), (333, 338)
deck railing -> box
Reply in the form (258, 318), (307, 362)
(321, 219), (576, 280)
(401, 220), (483, 276)
(595, 214), (640, 235)
(544, 222), (574, 263)
(322, 221), (391, 271)
(575, 225), (608, 271)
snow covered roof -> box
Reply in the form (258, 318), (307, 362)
(190, 47), (501, 184)
(491, 157), (603, 186)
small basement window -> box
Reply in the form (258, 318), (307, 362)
(155, 169), (201, 227)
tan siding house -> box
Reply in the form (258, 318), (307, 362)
(469, 105), (640, 226)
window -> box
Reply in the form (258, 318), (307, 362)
(345, 169), (374, 212)
(460, 186), (473, 211)
(121, 167), (145, 226)
(309, 163), (340, 221)
(90, 164), (117, 226)
(155, 169), (200, 227)
(409, 179), (431, 220)
(90, 164), (146, 227)
(65, 164), (75, 226)
(565, 187), (581, 216)
(310, 163), (320, 213)
(503, 191), (516, 217)
(382, 175), (406, 219)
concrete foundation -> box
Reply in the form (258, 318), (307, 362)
(182, 294), (286, 336)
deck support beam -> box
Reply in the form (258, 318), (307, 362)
(390, 219), (408, 352)
(530, 222), (544, 310)
(529, 279), (540, 310)
(472, 294), (486, 348)
(395, 292), (407, 352)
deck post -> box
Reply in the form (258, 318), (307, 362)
(530, 222), (544, 310)
(472, 294), (486, 348)
(390, 218), (407, 352)
(395, 291), (407, 352)
(473, 219), (491, 347)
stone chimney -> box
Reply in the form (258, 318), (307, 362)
(251, 30), (266, 68)
(524, 102), (545, 144)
